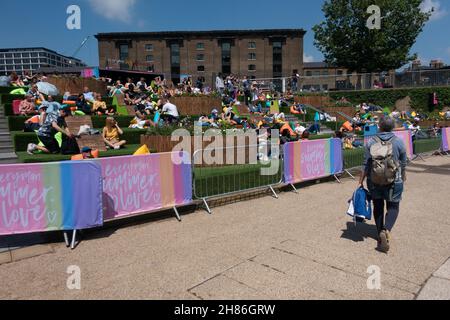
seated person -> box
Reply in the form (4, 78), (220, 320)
(24, 104), (47, 132)
(103, 117), (127, 150)
(109, 81), (125, 96)
(93, 93), (114, 115)
(19, 94), (38, 116)
(41, 95), (62, 114)
(83, 87), (95, 103)
(294, 123), (306, 135)
(161, 97), (180, 124)
(290, 104), (304, 115)
(27, 84), (45, 102)
(27, 107), (75, 155)
(301, 131), (310, 140)
(81, 147), (94, 159)
(76, 94), (92, 115)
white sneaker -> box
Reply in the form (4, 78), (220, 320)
(27, 143), (37, 155)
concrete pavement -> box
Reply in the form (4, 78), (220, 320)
(0, 156), (449, 300)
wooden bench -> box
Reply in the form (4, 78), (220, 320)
(65, 116), (107, 152)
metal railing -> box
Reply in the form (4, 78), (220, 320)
(249, 69), (450, 93)
(192, 144), (283, 213)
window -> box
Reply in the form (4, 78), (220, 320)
(146, 55), (154, 62)
(313, 71), (320, 77)
(221, 42), (232, 74)
(147, 65), (154, 72)
(197, 65), (205, 72)
(14, 53), (21, 58)
(337, 70), (344, 76)
(248, 64), (256, 71)
(248, 42), (256, 49)
(5, 53), (12, 58)
(322, 71), (329, 76)
(14, 59), (22, 64)
(119, 44), (129, 61)
(196, 43), (205, 50)
(196, 54), (205, 61)
(248, 53), (256, 60)
(145, 44), (154, 51)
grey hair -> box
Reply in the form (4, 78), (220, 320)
(379, 116), (395, 132)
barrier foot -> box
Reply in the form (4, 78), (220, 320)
(173, 207), (182, 222)
(71, 230), (78, 250)
(269, 186), (279, 199)
(290, 184), (299, 194)
(412, 154), (426, 162)
(203, 198), (212, 215)
(345, 170), (356, 180)
(63, 232), (70, 248)
(334, 174), (342, 184)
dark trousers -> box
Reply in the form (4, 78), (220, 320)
(244, 90), (251, 106)
(373, 199), (400, 235)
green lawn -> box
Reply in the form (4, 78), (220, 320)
(17, 144), (143, 163)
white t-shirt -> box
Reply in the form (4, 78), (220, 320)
(162, 102), (179, 117)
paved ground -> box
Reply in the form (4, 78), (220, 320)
(0, 156), (449, 300)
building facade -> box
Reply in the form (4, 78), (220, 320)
(0, 47), (85, 76)
(95, 29), (306, 87)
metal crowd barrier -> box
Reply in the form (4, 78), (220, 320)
(192, 144), (283, 214)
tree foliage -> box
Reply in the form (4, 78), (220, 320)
(313, 0), (431, 72)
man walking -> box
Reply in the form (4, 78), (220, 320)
(359, 117), (407, 253)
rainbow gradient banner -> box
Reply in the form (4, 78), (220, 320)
(0, 162), (103, 236)
(393, 130), (414, 159)
(442, 127), (450, 152)
(99, 152), (192, 220)
(364, 130), (414, 159)
(284, 139), (343, 185)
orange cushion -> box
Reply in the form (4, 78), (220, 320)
(71, 149), (99, 161)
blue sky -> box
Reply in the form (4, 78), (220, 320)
(0, 0), (449, 68)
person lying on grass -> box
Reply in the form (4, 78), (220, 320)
(103, 117), (127, 150)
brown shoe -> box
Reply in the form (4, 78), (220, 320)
(378, 230), (390, 253)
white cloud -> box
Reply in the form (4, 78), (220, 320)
(88, 0), (137, 23)
(420, 0), (447, 21)
(303, 54), (315, 63)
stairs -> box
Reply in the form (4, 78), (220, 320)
(0, 104), (18, 164)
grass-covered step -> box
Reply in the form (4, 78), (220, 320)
(12, 128), (147, 152)
(8, 115), (136, 131)
(16, 144), (152, 163)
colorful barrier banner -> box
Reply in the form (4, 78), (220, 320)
(99, 152), (192, 220)
(364, 130), (414, 159)
(0, 162), (103, 236)
(442, 127), (450, 152)
(284, 138), (343, 184)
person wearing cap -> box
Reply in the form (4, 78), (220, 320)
(81, 147), (94, 159)
(27, 107), (75, 155)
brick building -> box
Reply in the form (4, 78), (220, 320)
(95, 29), (306, 87)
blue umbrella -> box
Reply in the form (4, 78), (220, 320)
(37, 82), (59, 96)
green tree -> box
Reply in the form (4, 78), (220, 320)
(313, 0), (431, 73)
